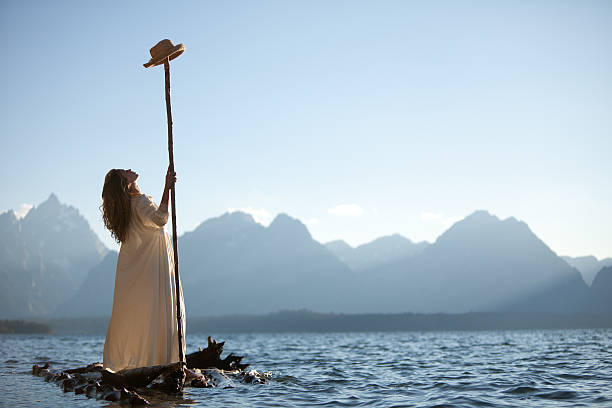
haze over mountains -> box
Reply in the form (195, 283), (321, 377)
(348, 212), (590, 314)
(0, 194), (107, 317)
(561, 255), (612, 286)
(325, 234), (429, 271)
(1, 194), (610, 319)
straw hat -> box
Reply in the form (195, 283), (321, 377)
(143, 39), (185, 68)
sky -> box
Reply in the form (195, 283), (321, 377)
(1, 0), (610, 258)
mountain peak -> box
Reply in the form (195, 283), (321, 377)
(268, 213), (312, 240)
(591, 266), (612, 294)
(563, 255), (598, 263)
(326, 239), (353, 250)
(0, 210), (20, 232)
(463, 210), (497, 222)
(270, 213), (295, 224)
(592, 266), (612, 287)
(45, 193), (60, 206)
(439, 210), (498, 238)
(1, 210), (18, 222)
(363, 233), (414, 247)
(222, 211), (256, 224)
(449, 210), (532, 231)
(33, 193), (63, 216)
(434, 210), (539, 252)
(193, 211), (257, 233)
(564, 256), (612, 286)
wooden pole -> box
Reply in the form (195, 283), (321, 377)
(163, 57), (185, 364)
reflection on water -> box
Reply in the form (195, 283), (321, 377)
(1, 329), (612, 407)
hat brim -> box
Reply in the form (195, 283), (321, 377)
(143, 44), (185, 68)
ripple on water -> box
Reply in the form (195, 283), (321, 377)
(273, 373), (300, 385)
(1, 329), (611, 408)
(503, 385), (540, 394)
(558, 372), (594, 380)
(591, 396), (611, 403)
(535, 390), (580, 400)
(448, 395), (498, 407)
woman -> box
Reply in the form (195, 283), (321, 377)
(100, 166), (186, 373)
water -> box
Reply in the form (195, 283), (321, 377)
(1, 329), (611, 407)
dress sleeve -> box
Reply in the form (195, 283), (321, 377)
(135, 194), (169, 228)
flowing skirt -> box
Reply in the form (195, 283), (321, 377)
(103, 229), (185, 371)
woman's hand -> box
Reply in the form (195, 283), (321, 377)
(160, 166), (176, 209)
(165, 166), (177, 189)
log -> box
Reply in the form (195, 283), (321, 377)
(32, 364), (149, 405)
(31, 338), (266, 405)
(102, 361), (185, 392)
(186, 336), (249, 371)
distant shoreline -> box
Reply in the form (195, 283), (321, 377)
(189, 311), (612, 333)
(17, 311), (612, 334)
(0, 320), (52, 334)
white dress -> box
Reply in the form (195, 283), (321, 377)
(103, 193), (186, 372)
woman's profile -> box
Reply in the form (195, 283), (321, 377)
(100, 166), (186, 373)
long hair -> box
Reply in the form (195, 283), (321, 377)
(101, 169), (131, 243)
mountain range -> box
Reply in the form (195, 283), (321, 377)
(561, 255), (612, 286)
(325, 234), (429, 271)
(0, 194), (107, 317)
(347, 211), (590, 313)
(1, 194), (610, 319)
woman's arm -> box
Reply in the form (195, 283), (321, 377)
(159, 166), (177, 210)
(134, 166), (177, 229)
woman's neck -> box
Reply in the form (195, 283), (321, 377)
(127, 182), (141, 195)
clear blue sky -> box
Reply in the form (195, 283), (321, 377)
(1, 0), (610, 258)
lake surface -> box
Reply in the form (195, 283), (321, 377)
(1, 329), (611, 407)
